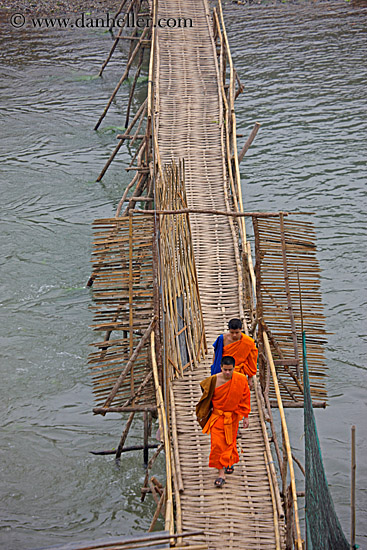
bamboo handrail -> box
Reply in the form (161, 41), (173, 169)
(263, 331), (303, 549)
(217, 0), (247, 247)
(132, 208), (313, 217)
(147, 0), (157, 120)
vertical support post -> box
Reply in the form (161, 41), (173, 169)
(129, 212), (134, 396)
(285, 482), (293, 550)
(153, 216), (163, 385)
(351, 425), (356, 550)
(143, 411), (149, 467)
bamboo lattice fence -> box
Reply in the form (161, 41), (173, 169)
(88, 214), (156, 410)
(253, 214), (327, 405)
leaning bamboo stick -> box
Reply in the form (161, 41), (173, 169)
(95, 26), (149, 130)
(141, 443), (164, 502)
(263, 331), (302, 549)
(264, 451), (281, 550)
(238, 122), (261, 163)
(351, 424), (356, 550)
(125, 46), (145, 129)
(150, 331), (174, 535)
(169, 385), (184, 493)
(115, 411), (135, 459)
(93, 405), (156, 414)
(99, 0), (133, 76)
(254, 377), (284, 519)
(99, 316), (157, 410)
(148, 486), (166, 532)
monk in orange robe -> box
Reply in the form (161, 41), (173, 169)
(197, 356), (250, 487)
(211, 318), (258, 389)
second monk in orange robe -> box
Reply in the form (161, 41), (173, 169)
(211, 318), (258, 388)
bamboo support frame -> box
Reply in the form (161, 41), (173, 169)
(263, 330), (303, 549)
(97, 316), (156, 412)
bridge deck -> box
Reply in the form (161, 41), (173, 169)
(154, 1), (284, 548)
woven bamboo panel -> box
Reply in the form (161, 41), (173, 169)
(89, 214), (155, 407)
(155, 161), (207, 379)
(255, 216), (327, 402)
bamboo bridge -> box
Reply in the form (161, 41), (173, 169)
(86, 1), (327, 549)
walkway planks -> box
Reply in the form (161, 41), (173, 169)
(154, 0), (285, 548)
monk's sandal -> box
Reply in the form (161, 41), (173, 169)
(225, 465), (234, 474)
(214, 477), (226, 487)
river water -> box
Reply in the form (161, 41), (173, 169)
(0, 1), (366, 548)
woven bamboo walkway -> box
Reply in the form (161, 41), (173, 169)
(154, 1), (285, 548)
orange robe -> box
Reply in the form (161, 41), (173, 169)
(223, 333), (258, 376)
(203, 371), (250, 469)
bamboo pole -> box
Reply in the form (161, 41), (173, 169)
(132, 208), (313, 217)
(148, 486), (166, 532)
(169, 385), (184, 493)
(91, 444), (158, 456)
(254, 377), (284, 519)
(116, 411), (135, 460)
(238, 122), (261, 163)
(143, 411), (149, 466)
(98, 316), (157, 411)
(263, 330), (303, 549)
(95, 26), (150, 130)
(264, 451), (281, 550)
(125, 46), (145, 129)
(269, 400), (326, 409)
(150, 331), (174, 535)
(98, 0), (134, 76)
(93, 405), (157, 414)
(351, 425), (356, 550)
(217, 0), (247, 247)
